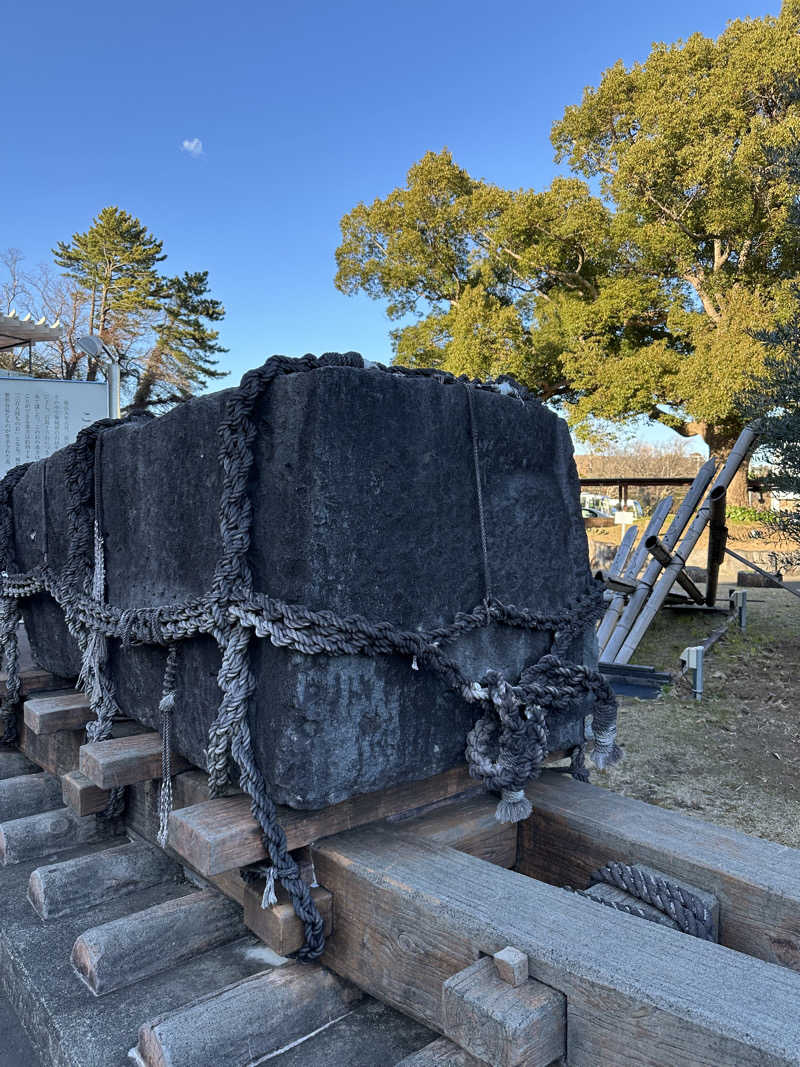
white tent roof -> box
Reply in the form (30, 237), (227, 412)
(0, 310), (62, 350)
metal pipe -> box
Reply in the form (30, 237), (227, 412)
(596, 495), (673, 652)
(725, 547), (800, 601)
(601, 458), (718, 662)
(614, 425), (758, 664)
(645, 537), (704, 603)
(705, 486), (727, 606)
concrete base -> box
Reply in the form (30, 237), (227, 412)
(0, 834), (434, 1065)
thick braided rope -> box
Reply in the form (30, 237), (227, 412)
(589, 862), (715, 941)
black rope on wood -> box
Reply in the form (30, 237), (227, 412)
(587, 861), (715, 941)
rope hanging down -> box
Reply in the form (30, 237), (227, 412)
(0, 351), (621, 959)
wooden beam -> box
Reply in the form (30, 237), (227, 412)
(61, 771), (111, 816)
(0, 749), (38, 780)
(18, 721), (84, 777)
(0, 666), (69, 697)
(23, 690), (93, 735)
(167, 765), (477, 877)
(243, 881), (334, 957)
(387, 791), (518, 869)
(0, 808), (118, 865)
(519, 772), (800, 971)
(71, 889), (245, 996)
(133, 964), (362, 1067)
(313, 825), (800, 1065)
(395, 1038), (485, 1066)
(0, 772), (63, 821)
(442, 956), (565, 1067)
(79, 732), (190, 789)
(28, 840), (177, 920)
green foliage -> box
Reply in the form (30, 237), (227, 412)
(725, 505), (778, 525)
(51, 207), (226, 407)
(336, 2), (800, 481)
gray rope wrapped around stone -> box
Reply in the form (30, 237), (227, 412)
(0, 351), (620, 958)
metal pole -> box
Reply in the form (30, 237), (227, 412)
(601, 458), (718, 662)
(108, 355), (121, 419)
(596, 495), (673, 652)
(705, 486), (727, 606)
(614, 425), (758, 664)
(725, 547), (800, 601)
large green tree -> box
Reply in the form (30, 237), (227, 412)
(49, 206), (226, 406)
(336, 2), (800, 503)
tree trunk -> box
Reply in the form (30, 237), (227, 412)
(704, 425), (754, 508)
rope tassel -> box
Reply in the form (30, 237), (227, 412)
(157, 644), (179, 848)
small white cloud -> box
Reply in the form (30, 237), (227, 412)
(180, 137), (204, 158)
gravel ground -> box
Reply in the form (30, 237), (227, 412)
(599, 583), (800, 846)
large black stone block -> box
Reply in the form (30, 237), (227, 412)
(11, 362), (596, 809)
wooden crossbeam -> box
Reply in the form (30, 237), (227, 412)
(61, 771), (111, 816)
(167, 765), (477, 876)
(312, 824), (800, 1065)
(519, 772), (800, 971)
(79, 732), (190, 789)
(23, 690), (93, 735)
(0, 667), (68, 698)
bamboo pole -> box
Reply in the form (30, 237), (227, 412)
(705, 487), (728, 606)
(614, 427), (758, 664)
(596, 496), (673, 653)
(645, 537), (704, 603)
(601, 458), (718, 663)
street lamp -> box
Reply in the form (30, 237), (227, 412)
(76, 336), (121, 419)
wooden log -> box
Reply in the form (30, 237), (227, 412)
(133, 963), (362, 1067)
(23, 690), (93, 735)
(0, 772), (64, 821)
(313, 824), (800, 1065)
(0, 749), (39, 780)
(28, 840), (178, 920)
(519, 772), (800, 970)
(79, 732), (190, 789)
(442, 956), (565, 1067)
(71, 889), (246, 996)
(167, 765), (477, 877)
(61, 771), (111, 816)
(243, 880), (334, 956)
(0, 808), (117, 865)
(395, 1037), (486, 1066)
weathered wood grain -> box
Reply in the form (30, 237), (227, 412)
(313, 825), (800, 1065)
(79, 732), (190, 789)
(0, 772), (64, 822)
(243, 880), (334, 956)
(133, 963), (362, 1067)
(0, 807), (117, 865)
(167, 765), (478, 876)
(394, 1037), (486, 1066)
(18, 721), (84, 777)
(520, 772), (800, 970)
(60, 771), (111, 816)
(493, 946), (529, 988)
(389, 790), (518, 869)
(71, 889), (246, 995)
(0, 750), (38, 780)
(442, 956), (565, 1067)
(23, 690), (93, 735)
(28, 840), (178, 919)
(0, 666), (69, 697)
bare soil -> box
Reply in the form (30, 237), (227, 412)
(597, 583), (800, 847)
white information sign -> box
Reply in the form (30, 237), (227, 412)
(614, 510), (635, 526)
(1, 376), (109, 477)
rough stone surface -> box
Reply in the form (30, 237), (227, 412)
(11, 363), (596, 809)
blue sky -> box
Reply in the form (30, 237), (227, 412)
(1, 0), (778, 449)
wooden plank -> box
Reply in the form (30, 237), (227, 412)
(23, 690), (93, 735)
(394, 1038), (485, 1066)
(79, 732), (191, 789)
(0, 773), (64, 821)
(61, 771), (111, 816)
(28, 840), (178, 920)
(313, 825), (800, 1065)
(71, 889), (245, 995)
(18, 721), (84, 777)
(0, 749), (38, 780)
(133, 963), (362, 1067)
(167, 765), (477, 877)
(0, 807), (118, 865)
(442, 956), (565, 1067)
(519, 772), (800, 970)
(0, 666), (69, 697)
(388, 791), (518, 869)
(243, 880), (334, 956)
